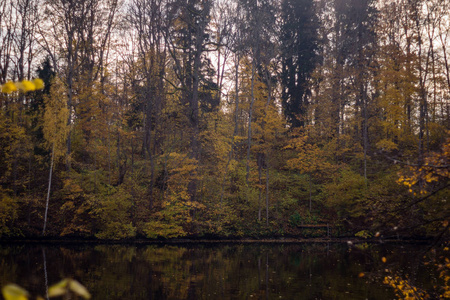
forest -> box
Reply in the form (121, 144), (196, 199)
(0, 0), (449, 240)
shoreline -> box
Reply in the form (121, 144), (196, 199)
(0, 236), (438, 245)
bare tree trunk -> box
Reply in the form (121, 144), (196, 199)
(309, 173), (312, 213)
(246, 60), (256, 186)
(42, 144), (54, 236)
(363, 84), (368, 185)
(187, 8), (205, 203)
(263, 71), (272, 226)
(258, 155), (262, 221)
(265, 165), (269, 225)
(220, 54), (240, 204)
(107, 123), (111, 185)
(440, 27), (450, 92)
(416, 13), (427, 166)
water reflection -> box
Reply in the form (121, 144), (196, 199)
(42, 247), (49, 300)
(0, 242), (432, 299)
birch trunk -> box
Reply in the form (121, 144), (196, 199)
(42, 144), (54, 235)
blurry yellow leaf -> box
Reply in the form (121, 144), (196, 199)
(1, 284), (29, 300)
(1, 79), (43, 93)
(382, 257), (387, 263)
(49, 278), (90, 299)
(358, 272), (365, 278)
(17, 80), (35, 92)
(48, 279), (69, 297)
(33, 78), (45, 90)
(68, 279), (91, 299)
(48, 287), (66, 298)
(1, 82), (17, 94)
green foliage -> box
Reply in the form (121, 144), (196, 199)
(139, 152), (205, 239)
(91, 184), (136, 240)
(323, 168), (368, 221)
(0, 189), (18, 237)
(56, 172), (96, 236)
(289, 212), (302, 226)
(0, 113), (34, 191)
(355, 230), (373, 239)
(289, 211), (319, 226)
(143, 221), (186, 239)
(197, 203), (243, 237)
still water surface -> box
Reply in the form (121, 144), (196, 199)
(0, 242), (434, 299)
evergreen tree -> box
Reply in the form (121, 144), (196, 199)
(280, 0), (319, 128)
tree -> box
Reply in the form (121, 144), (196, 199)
(127, 0), (167, 208)
(42, 77), (69, 235)
(280, 0), (319, 128)
(163, 0), (213, 202)
(373, 0), (418, 153)
(0, 0), (15, 84)
(237, 0), (277, 213)
(40, 0), (120, 169)
(11, 0), (39, 81)
(285, 127), (333, 212)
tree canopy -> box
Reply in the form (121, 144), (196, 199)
(0, 0), (448, 241)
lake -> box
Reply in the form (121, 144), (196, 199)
(0, 241), (439, 299)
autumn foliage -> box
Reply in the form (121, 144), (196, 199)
(0, 0), (448, 242)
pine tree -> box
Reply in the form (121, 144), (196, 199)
(280, 0), (319, 128)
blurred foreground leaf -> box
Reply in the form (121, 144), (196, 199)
(1, 284), (29, 300)
(68, 279), (91, 299)
(48, 279), (69, 297)
(49, 278), (91, 299)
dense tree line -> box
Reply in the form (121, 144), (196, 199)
(0, 0), (448, 239)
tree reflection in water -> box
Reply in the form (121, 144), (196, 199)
(0, 242), (439, 299)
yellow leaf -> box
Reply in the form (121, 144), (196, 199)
(48, 279), (69, 298)
(33, 78), (45, 90)
(1, 284), (29, 300)
(358, 272), (365, 278)
(382, 257), (387, 263)
(68, 279), (91, 299)
(1, 82), (17, 94)
(16, 80), (35, 92)
(48, 279), (90, 299)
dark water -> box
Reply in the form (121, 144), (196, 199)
(0, 242), (436, 299)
